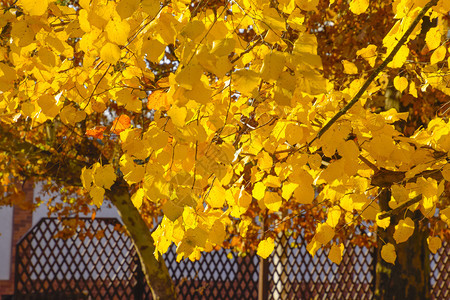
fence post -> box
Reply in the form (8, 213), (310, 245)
(272, 232), (288, 300)
(258, 257), (269, 300)
(259, 214), (269, 300)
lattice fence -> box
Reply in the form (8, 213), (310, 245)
(14, 218), (449, 299)
(267, 233), (375, 300)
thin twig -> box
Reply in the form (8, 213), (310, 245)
(378, 194), (423, 219)
(308, 0), (439, 146)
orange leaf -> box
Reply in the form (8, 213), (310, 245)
(86, 126), (106, 139)
(111, 115), (131, 134)
(147, 90), (169, 110)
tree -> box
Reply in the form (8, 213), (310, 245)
(0, 0), (449, 299)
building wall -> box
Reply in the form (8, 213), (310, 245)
(0, 183), (120, 297)
(0, 183), (33, 297)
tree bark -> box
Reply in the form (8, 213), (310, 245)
(108, 179), (176, 300)
(375, 189), (430, 300)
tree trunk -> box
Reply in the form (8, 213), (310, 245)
(109, 179), (176, 300)
(375, 188), (430, 300)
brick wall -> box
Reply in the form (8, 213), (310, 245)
(0, 183), (33, 297)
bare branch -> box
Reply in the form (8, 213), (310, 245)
(378, 194), (423, 219)
(308, 0), (439, 146)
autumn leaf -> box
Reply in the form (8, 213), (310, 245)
(349, 0), (369, 15)
(342, 60), (358, 74)
(2, 0), (450, 296)
(427, 236), (441, 254)
(381, 243), (397, 264)
(328, 243), (344, 264)
(257, 237), (275, 259)
(18, 0), (49, 16)
(393, 76), (408, 92)
(393, 217), (415, 244)
(430, 45), (446, 65)
(86, 126), (107, 139)
(111, 115), (131, 134)
(101, 43), (121, 65)
(147, 90), (169, 110)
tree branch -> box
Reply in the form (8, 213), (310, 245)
(106, 180), (176, 300)
(378, 194), (423, 219)
(308, 0), (439, 146)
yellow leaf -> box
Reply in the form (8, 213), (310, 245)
(342, 60), (358, 74)
(60, 105), (86, 126)
(37, 94), (61, 119)
(162, 200), (184, 221)
(206, 183), (226, 208)
(209, 221), (226, 245)
(285, 123), (303, 145)
(167, 105), (187, 127)
(175, 64), (202, 90)
(81, 166), (94, 191)
(409, 81), (417, 97)
(90, 186), (105, 208)
(427, 236), (442, 254)
(257, 237), (275, 259)
(442, 164), (450, 181)
(261, 7), (286, 31)
(380, 108), (409, 122)
(376, 213), (390, 229)
(230, 190), (252, 218)
(141, 0), (160, 18)
(315, 223), (335, 245)
(116, 0), (140, 19)
(294, 0), (319, 11)
(100, 42), (121, 64)
(264, 175), (281, 188)
(252, 182), (266, 201)
(349, 0), (369, 15)
(258, 151), (273, 171)
(18, 0), (49, 16)
(393, 217), (415, 244)
(430, 45), (446, 65)
(326, 206), (341, 228)
(340, 194), (354, 211)
(93, 164), (117, 190)
(112, 115), (131, 134)
(357, 44), (377, 67)
(293, 182), (315, 204)
(264, 192), (282, 212)
(306, 238), (321, 257)
(393, 76), (408, 93)
(287, 8), (305, 31)
(389, 45), (409, 68)
(281, 182), (298, 200)
(182, 207), (198, 229)
(233, 69), (260, 96)
(211, 38), (236, 57)
(260, 51), (285, 82)
(440, 206), (450, 226)
(238, 218), (252, 237)
(131, 188), (145, 209)
(147, 90), (170, 110)
(120, 154), (145, 184)
(184, 79), (213, 105)
(105, 18), (130, 46)
(328, 243), (344, 264)
(141, 39), (166, 63)
(178, 228), (208, 258)
(425, 27), (442, 51)
(381, 243), (396, 264)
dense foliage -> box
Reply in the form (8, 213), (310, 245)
(0, 0), (449, 298)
